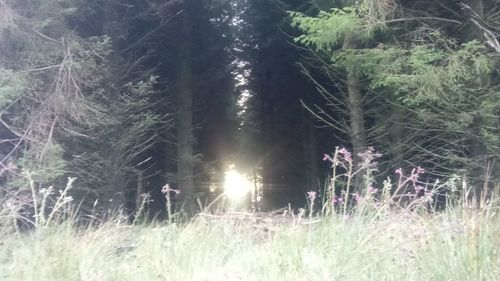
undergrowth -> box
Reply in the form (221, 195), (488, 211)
(0, 198), (498, 280)
(0, 147), (498, 280)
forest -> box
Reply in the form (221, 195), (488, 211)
(0, 0), (499, 280)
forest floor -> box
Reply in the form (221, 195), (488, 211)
(0, 204), (499, 281)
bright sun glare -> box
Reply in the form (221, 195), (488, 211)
(224, 166), (252, 201)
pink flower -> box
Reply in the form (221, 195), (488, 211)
(307, 191), (317, 200)
(161, 184), (180, 195)
(332, 196), (344, 205)
(323, 154), (331, 162)
(339, 147), (352, 162)
(367, 185), (378, 194)
(409, 166), (425, 182)
(395, 168), (403, 177)
(416, 166), (425, 174)
(415, 185), (425, 194)
(358, 147), (382, 166)
(354, 192), (362, 203)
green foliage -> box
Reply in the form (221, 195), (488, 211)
(18, 143), (67, 185)
(0, 0), (166, 211)
(371, 41), (497, 105)
(0, 33), (113, 188)
(0, 69), (25, 109)
(290, 7), (374, 51)
(291, 0), (500, 182)
(367, 40), (500, 160)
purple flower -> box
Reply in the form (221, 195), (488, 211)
(358, 147), (382, 166)
(395, 168), (403, 177)
(332, 196), (339, 205)
(307, 191), (317, 200)
(367, 185), (378, 194)
(409, 166), (425, 183)
(416, 166), (425, 174)
(415, 185), (425, 194)
(339, 147), (352, 162)
(354, 192), (362, 203)
(161, 184), (180, 195)
(333, 196), (344, 205)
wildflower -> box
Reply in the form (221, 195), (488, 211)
(323, 154), (331, 162)
(339, 147), (352, 162)
(395, 168), (403, 177)
(367, 185), (378, 194)
(161, 184), (180, 195)
(354, 192), (362, 203)
(416, 166), (425, 174)
(415, 185), (425, 194)
(307, 191), (317, 200)
(358, 147), (382, 166)
(409, 166), (425, 182)
(332, 196), (344, 205)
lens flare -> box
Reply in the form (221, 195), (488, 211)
(224, 167), (251, 201)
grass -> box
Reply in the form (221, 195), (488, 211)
(0, 201), (498, 281)
(1, 149), (498, 280)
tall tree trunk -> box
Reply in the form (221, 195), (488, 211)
(102, 1), (128, 211)
(344, 36), (367, 191)
(304, 113), (319, 190)
(347, 68), (367, 190)
(176, 0), (195, 216)
(390, 96), (405, 170)
(465, 0), (489, 201)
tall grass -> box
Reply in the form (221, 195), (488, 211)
(0, 147), (498, 280)
(0, 199), (498, 280)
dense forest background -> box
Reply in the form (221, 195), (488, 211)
(0, 0), (498, 219)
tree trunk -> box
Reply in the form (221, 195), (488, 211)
(344, 36), (367, 191)
(347, 71), (366, 160)
(390, 99), (406, 169)
(465, 0), (489, 201)
(347, 68), (367, 190)
(176, 0), (195, 216)
(304, 113), (319, 190)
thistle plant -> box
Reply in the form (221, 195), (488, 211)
(14, 175), (78, 230)
(306, 191), (317, 219)
(162, 184), (180, 224)
(133, 193), (151, 225)
(319, 146), (456, 216)
(322, 146), (381, 216)
(43, 177), (76, 227)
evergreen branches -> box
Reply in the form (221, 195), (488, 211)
(291, 0), (500, 192)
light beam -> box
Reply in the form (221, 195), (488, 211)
(223, 166), (251, 201)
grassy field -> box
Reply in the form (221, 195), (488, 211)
(0, 201), (498, 281)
